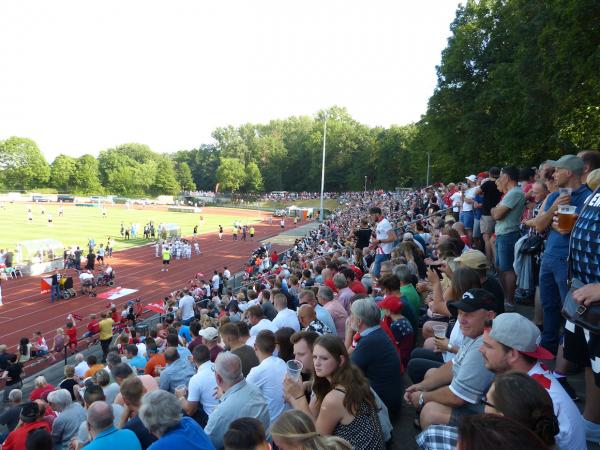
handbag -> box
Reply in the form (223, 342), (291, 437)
(561, 185), (600, 334)
(519, 233), (545, 255)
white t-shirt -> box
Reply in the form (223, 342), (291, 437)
(527, 363), (586, 450)
(375, 218), (394, 255)
(246, 319), (278, 347)
(272, 308), (301, 332)
(450, 192), (462, 212)
(247, 355), (289, 422)
(461, 187), (477, 212)
(187, 361), (219, 416)
(223, 269), (231, 279)
(211, 274), (220, 290)
(178, 295), (196, 321)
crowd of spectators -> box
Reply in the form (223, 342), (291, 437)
(1, 151), (599, 449)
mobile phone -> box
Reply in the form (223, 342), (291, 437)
(428, 264), (443, 278)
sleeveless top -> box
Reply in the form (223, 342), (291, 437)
(332, 390), (385, 450)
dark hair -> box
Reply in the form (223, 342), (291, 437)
(19, 337), (29, 357)
(86, 354), (97, 366)
(519, 167), (536, 182)
(26, 428), (53, 450)
(378, 274), (401, 292)
(223, 417), (266, 450)
(125, 344), (138, 356)
(458, 414), (550, 450)
(489, 166), (500, 178)
(220, 323), (240, 339)
(369, 207), (382, 215)
(341, 268), (355, 281)
(580, 150), (600, 172)
(192, 344), (211, 365)
(290, 331), (319, 350)
(501, 166), (520, 182)
(437, 239), (462, 259)
(491, 372), (558, 446)
(235, 321), (250, 338)
(255, 330), (276, 354)
(312, 335), (376, 415)
(111, 362), (133, 380)
(275, 327), (295, 362)
(246, 305), (264, 319)
(166, 334), (179, 347)
(83, 384), (106, 405)
(450, 267), (481, 301)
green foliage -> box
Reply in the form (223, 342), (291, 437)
(216, 157), (245, 192)
(152, 157), (180, 196)
(0, 137), (50, 190)
(50, 154), (77, 192)
(175, 161), (196, 191)
(244, 161), (264, 193)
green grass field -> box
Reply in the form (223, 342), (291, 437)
(0, 203), (263, 252)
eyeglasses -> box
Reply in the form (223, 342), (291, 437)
(480, 395), (495, 409)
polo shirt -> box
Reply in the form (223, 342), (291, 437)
(272, 308), (301, 332)
(84, 426), (141, 450)
(449, 335), (494, 404)
(128, 356), (147, 372)
(187, 361), (219, 416)
(159, 357), (196, 393)
(400, 284), (420, 314)
(247, 355), (289, 422)
(494, 186), (525, 235)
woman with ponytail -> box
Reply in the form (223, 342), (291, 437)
(283, 335), (385, 450)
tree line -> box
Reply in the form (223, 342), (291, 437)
(1, 0), (597, 195)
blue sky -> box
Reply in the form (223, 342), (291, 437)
(0, 0), (462, 161)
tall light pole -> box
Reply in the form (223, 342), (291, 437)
(364, 176), (367, 192)
(426, 152), (431, 187)
(319, 114), (327, 222)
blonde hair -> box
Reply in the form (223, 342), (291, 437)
(56, 328), (64, 335)
(34, 376), (48, 388)
(587, 168), (600, 191)
(270, 410), (353, 450)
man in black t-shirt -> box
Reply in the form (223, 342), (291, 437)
(477, 167), (502, 268)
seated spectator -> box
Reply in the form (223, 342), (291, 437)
(165, 333), (193, 362)
(378, 295), (414, 369)
(111, 363), (159, 407)
(31, 331), (49, 357)
(393, 264), (422, 315)
(126, 344), (147, 373)
(342, 268), (367, 296)
(479, 313), (585, 450)
(29, 376), (55, 401)
(349, 298), (403, 417)
(417, 371), (560, 449)
(18, 337), (32, 363)
(204, 352), (270, 449)
(272, 293), (301, 332)
(93, 368), (120, 405)
(199, 327), (224, 362)
(274, 327), (295, 362)
(298, 290), (336, 336)
(158, 347), (196, 393)
(82, 314), (100, 339)
(247, 330), (288, 422)
(1, 354), (23, 403)
(405, 289), (497, 429)
(118, 377), (158, 450)
(84, 400), (141, 450)
(140, 390), (215, 450)
(453, 250), (504, 312)
(332, 273), (354, 313)
(284, 335), (384, 450)
(455, 414), (550, 450)
(317, 286), (347, 339)
(59, 365), (78, 400)
(84, 355), (105, 379)
(177, 344), (218, 427)
(47, 388), (86, 450)
(187, 321), (203, 353)
(25, 428), (53, 450)
(0, 388), (23, 440)
(73, 353), (89, 380)
(223, 417), (270, 450)
(298, 305), (333, 335)
(144, 342), (166, 377)
(219, 323), (259, 377)
(1, 402), (51, 450)
(271, 410), (353, 450)
(245, 305), (277, 347)
(290, 331), (319, 382)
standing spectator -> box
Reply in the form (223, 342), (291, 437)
(349, 298), (403, 417)
(354, 217), (373, 250)
(369, 207), (397, 278)
(247, 330), (288, 422)
(479, 170), (505, 266)
(85, 401), (141, 450)
(47, 389), (86, 450)
(204, 352), (270, 450)
(460, 175), (478, 239)
(491, 166), (526, 311)
(98, 312), (115, 363)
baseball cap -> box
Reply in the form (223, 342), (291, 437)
(488, 313), (554, 360)
(444, 214), (456, 224)
(547, 155), (584, 175)
(448, 288), (498, 315)
(477, 172), (488, 180)
(454, 250), (489, 270)
(465, 175), (477, 183)
(20, 402), (39, 422)
(378, 295), (403, 314)
(199, 327), (219, 341)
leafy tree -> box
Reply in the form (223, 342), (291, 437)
(216, 157), (245, 192)
(244, 161), (264, 193)
(174, 161), (196, 191)
(50, 154), (77, 192)
(0, 137), (50, 190)
(72, 155), (102, 194)
(152, 157), (180, 195)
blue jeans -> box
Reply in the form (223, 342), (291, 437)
(539, 254), (569, 355)
(495, 231), (520, 273)
(371, 253), (391, 277)
(459, 211), (474, 230)
(51, 285), (61, 303)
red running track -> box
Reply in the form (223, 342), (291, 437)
(0, 213), (296, 355)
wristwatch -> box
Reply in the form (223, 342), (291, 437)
(417, 392), (425, 410)
(447, 343), (454, 352)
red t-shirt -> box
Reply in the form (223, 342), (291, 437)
(325, 278), (338, 293)
(350, 279), (367, 296)
(87, 320), (100, 334)
(66, 327), (77, 345)
(3, 421), (51, 450)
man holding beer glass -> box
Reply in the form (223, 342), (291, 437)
(535, 155), (592, 391)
